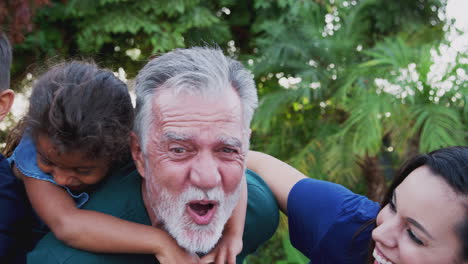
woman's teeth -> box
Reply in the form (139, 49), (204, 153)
(373, 249), (394, 264)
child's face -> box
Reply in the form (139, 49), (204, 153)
(35, 133), (111, 191)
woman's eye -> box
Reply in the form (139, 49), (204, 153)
(407, 229), (424, 246)
(388, 192), (397, 212)
(389, 200), (396, 212)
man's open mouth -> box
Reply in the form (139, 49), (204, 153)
(186, 200), (218, 225)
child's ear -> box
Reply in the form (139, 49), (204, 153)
(130, 132), (146, 178)
(0, 89), (14, 121)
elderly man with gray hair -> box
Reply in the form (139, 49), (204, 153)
(28, 47), (279, 264)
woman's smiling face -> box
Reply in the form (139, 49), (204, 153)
(371, 166), (466, 264)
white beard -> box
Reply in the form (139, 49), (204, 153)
(146, 180), (242, 254)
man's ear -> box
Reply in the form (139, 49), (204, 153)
(0, 89), (14, 122)
(130, 132), (146, 178)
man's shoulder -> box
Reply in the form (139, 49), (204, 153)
(83, 161), (146, 216)
(244, 168), (278, 210)
(239, 169), (279, 263)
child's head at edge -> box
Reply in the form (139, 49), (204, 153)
(7, 61), (134, 190)
(0, 32), (15, 122)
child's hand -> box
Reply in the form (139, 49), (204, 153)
(155, 234), (201, 264)
(201, 233), (243, 264)
(156, 248), (200, 264)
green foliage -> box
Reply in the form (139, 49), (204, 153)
(245, 214), (309, 264)
(250, 0), (459, 190)
(5, 0), (466, 263)
(11, 0), (237, 78)
(411, 104), (464, 151)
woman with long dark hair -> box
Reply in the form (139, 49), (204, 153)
(247, 146), (468, 264)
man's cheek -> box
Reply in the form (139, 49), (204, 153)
(222, 167), (244, 193)
(159, 165), (189, 190)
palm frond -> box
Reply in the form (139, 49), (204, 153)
(410, 104), (465, 152)
(252, 87), (310, 132)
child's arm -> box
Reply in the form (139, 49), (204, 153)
(245, 151), (306, 214)
(201, 176), (247, 264)
(18, 169), (199, 264)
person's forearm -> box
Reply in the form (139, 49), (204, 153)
(55, 209), (176, 254)
(246, 151), (306, 213)
(62, 168), (245, 256)
(23, 175), (178, 255)
(225, 176), (247, 236)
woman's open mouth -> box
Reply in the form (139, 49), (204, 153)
(373, 248), (394, 264)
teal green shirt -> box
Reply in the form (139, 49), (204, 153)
(27, 163), (279, 264)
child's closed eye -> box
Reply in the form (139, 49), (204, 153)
(75, 168), (93, 175)
(38, 154), (54, 166)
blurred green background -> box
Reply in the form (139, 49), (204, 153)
(1, 0), (467, 263)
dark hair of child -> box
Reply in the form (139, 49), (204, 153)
(4, 61), (134, 164)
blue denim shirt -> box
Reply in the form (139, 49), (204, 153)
(8, 134), (89, 208)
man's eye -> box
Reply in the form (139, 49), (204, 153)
(170, 147), (186, 154)
(221, 147), (237, 153)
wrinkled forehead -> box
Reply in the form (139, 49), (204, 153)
(152, 87), (244, 125)
(154, 82), (240, 102)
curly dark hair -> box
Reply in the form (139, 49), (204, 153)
(6, 61), (134, 163)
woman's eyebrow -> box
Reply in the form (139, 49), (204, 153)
(407, 217), (434, 240)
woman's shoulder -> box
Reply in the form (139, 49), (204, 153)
(288, 177), (377, 214)
(287, 178), (379, 262)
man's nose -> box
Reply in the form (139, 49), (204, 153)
(371, 213), (400, 248)
(189, 152), (221, 190)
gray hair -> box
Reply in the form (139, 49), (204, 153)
(134, 47), (258, 151)
(0, 33), (12, 92)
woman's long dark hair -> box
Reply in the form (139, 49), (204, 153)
(3, 61), (134, 164)
(365, 146), (468, 263)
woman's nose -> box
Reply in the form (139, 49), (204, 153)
(372, 211), (400, 248)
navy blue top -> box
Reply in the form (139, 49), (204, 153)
(287, 178), (380, 264)
(0, 154), (47, 264)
